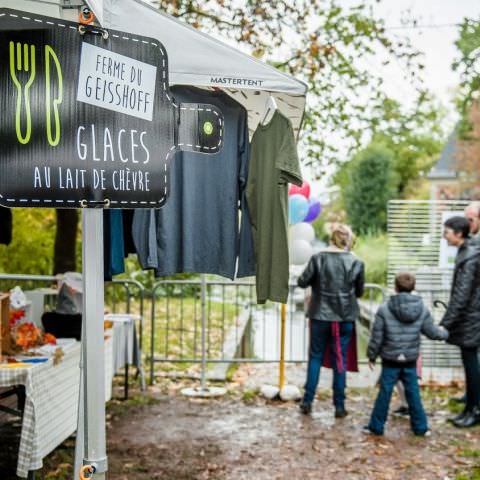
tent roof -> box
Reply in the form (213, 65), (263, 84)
(90, 0), (307, 136)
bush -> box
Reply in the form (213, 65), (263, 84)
(0, 209), (55, 276)
(354, 233), (388, 286)
(343, 143), (397, 235)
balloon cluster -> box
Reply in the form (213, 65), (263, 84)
(288, 181), (322, 265)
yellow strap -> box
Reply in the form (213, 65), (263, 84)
(79, 465), (94, 480)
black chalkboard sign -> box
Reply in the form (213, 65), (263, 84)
(0, 8), (223, 208)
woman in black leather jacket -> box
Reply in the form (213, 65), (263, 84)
(297, 224), (365, 417)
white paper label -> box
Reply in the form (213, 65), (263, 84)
(77, 43), (157, 121)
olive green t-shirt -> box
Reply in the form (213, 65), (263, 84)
(246, 111), (303, 304)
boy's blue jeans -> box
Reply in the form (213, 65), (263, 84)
(368, 365), (428, 435)
(303, 319), (354, 409)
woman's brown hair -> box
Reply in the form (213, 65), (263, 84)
(330, 224), (353, 250)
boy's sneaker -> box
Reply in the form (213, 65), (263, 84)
(335, 408), (349, 418)
(392, 406), (409, 418)
(299, 402), (312, 415)
(362, 425), (382, 436)
(414, 429), (431, 437)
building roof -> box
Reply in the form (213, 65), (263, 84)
(428, 131), (458, 180)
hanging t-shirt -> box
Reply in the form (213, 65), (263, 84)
(0, 206), (12, 245)
(103, 209), (125, 281)
(132, 86), (255, 279)
(122, 210), (136, 256)
(132, 209), (158, 270)
(246, 110), (302, 304)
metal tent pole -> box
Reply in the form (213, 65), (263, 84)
(80, 208), (108, 479)
(200, 273), (207, 390)
(73, 342), (85, 476)
(279, 303), (286, 390)
(181, 274), (225, 398)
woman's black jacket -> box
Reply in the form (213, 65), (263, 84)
(440, 242), (480, 348)
(297, 248), (365, 322)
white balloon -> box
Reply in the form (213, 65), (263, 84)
(290, 239), (313, 265)
(292, 222), (315, 244)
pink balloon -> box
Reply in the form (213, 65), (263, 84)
(288, 181), (310, 199)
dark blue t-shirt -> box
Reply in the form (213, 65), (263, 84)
(132, 87), (255, 279)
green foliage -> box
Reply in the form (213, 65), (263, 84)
(453, 17), (480, 135)
(335, 96), (444, 199)
(372, 99), (444, 197)
(155, 0), (430, 172)
(311, 201), (346, 244)
(0, 208), (55, 275)
(354, 233), (388, 286)
(118, 255), (199, 296)
(343, 143), (397, 235)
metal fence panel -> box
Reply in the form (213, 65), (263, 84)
(149, 279), (384, 380)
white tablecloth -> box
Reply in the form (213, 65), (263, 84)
(0, 336), (113, 478)
(106, 314), (142, 373)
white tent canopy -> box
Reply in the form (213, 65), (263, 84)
(90, 0), (308, 136)
(1, 0), (307, 135)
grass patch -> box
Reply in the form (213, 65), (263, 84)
(226, 363), (239, 382)
(110, 293), (242, 376)
(145, 296), (239, 363)
(107, 393), (160, 417)
(448, 399), (465, 414)
(459, 449), (480, 459)
(455, 467), (480, 480)
(242, 388), (259, 403)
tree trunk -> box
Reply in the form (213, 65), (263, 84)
(53, 209), (78, 275)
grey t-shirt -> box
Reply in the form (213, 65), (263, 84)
(132, 87), (255, 279)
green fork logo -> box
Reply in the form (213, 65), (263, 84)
(9, 41), (36, 145)
(9, 41), (63, 146)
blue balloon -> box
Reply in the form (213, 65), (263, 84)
(289, 194), (309, 224)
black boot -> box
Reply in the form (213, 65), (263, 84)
(299, 402), (312, 415)
(335, 408), (349, 418)
(453, 407), (480, 428)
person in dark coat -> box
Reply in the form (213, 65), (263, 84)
(297, 224), (365, 417)
(440, 216), (480, 428)
(450, 202), (480, 405)
(364, 272), (448, 436)
(465, 201), (480, 248)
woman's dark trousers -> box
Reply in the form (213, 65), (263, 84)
(461, 347), (480, 411)
(303, 319), (353, 409)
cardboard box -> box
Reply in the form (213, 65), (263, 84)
(0, 293), (11, 355)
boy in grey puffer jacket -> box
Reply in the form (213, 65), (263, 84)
(364, 272), (448, 436)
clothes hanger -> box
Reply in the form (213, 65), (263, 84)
(261, 95), (278, 126)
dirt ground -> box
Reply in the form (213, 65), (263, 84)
(104, 385), (480, 480)
(2, 368), (480, 480)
